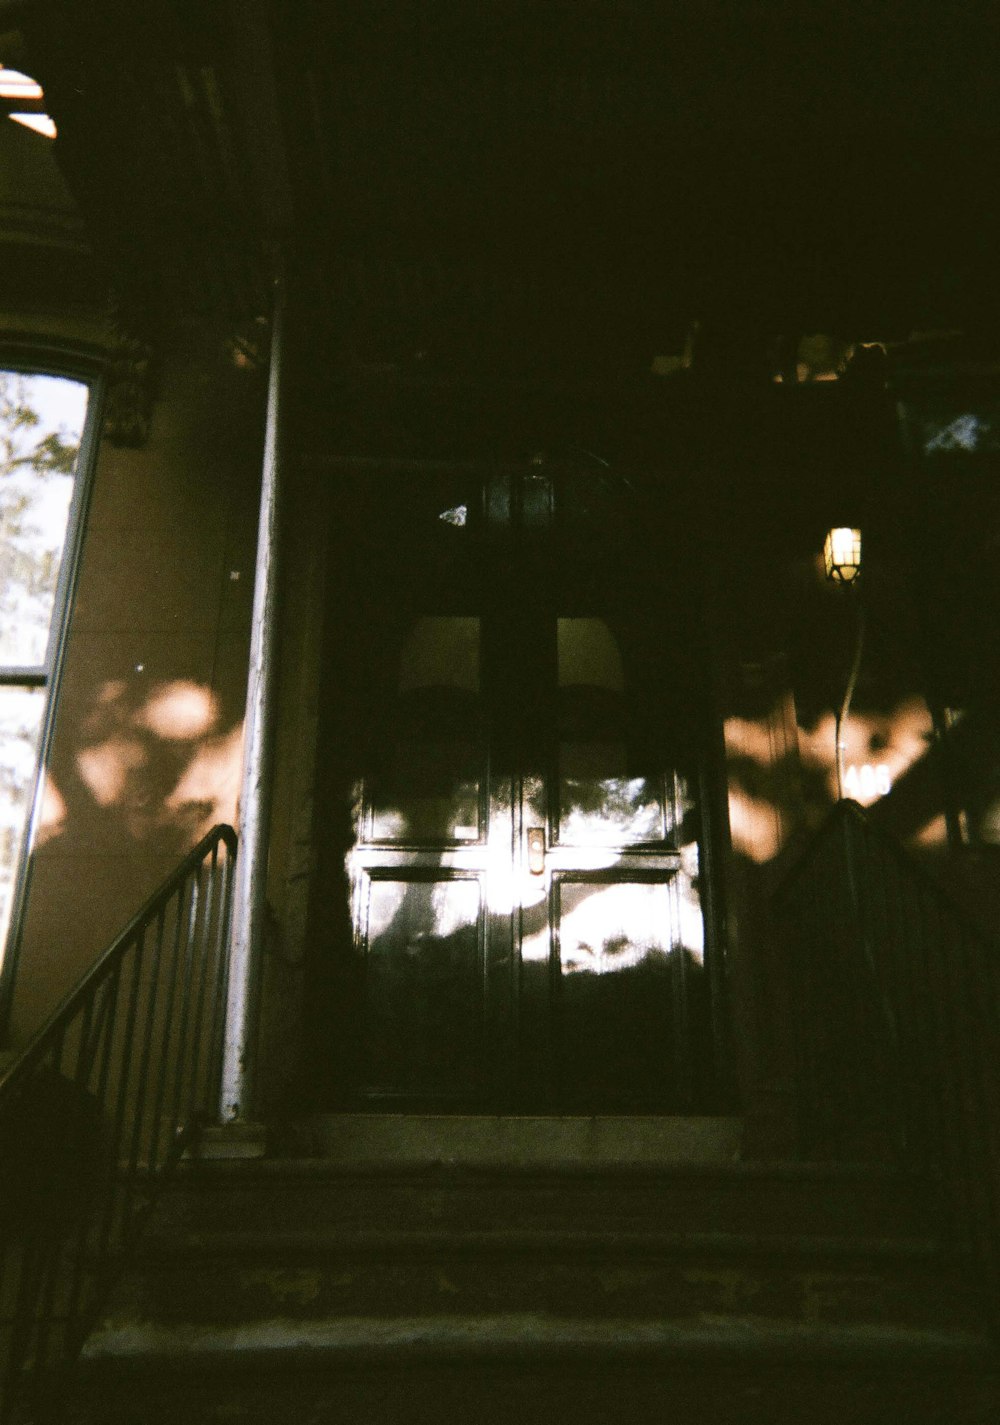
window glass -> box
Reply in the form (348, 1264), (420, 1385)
(1, 373), (88, 665)
(0, 686), (45, 955)
(1, 368), (90, 978)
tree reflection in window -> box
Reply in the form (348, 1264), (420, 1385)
(0, 370), (89, 966)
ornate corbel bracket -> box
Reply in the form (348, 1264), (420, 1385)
(102, 283), (159, 447)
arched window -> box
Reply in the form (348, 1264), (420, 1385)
(0, 358), (102, 1023)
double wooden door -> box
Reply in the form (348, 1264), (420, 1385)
(316, 466), (718, 1111)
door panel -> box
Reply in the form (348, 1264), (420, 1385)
(358, 871), (486, 1099)
(554, 874), (682, 1109)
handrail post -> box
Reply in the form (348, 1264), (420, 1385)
(218, 254), (285, 1131)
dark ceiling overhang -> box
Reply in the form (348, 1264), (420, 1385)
(275, 1), (1000, 353)
(4, 1), (1000, 376)
(3, 0), (284, 332)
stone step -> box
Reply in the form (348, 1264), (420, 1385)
(69, 1141), (998, 1425)
(74, 1319), (1000, 1425)
(82, 1313), (995, 1371)
(155, 1156), (946, 1246)
(107, 1235), (981, 1338)
(262, 1113), (744, 1168)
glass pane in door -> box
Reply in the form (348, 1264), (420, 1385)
(556, 618), (667, 844)
(369, 617), (482, 842)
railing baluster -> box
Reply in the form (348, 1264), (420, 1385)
(186, 861), (215, 1124)
(29, 984), (99, 1392)
(147, 884), (188, 1176)
(773, 800), (1000, 1313)
(99, 928), (148, 1266)
(167, 867), (202, 1148)
(0, 825), (237, 1423)
(206, 845), (234, 1105)
(123, 904), (167, 1214)
(58, 963), (124, 1392)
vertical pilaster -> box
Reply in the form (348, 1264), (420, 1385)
(219, 258), (285, 1127)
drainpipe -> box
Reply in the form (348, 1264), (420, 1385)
(217, 258), (285, 1135)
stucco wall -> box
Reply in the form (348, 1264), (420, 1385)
(10, 323), (264, 1042)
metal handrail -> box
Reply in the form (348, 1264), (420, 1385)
(774, 799), (1000, 1298)
(0, 825), (237, 1423)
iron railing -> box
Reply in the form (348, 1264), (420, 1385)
(0, 824), (236, 1423)
(774, 800), (1000, 1295)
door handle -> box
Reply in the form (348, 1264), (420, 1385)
(527, 827), (546, 875)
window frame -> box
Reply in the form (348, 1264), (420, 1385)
(0, 338), (106, 1039)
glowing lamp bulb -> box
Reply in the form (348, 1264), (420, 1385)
(824, 527), (862, 584)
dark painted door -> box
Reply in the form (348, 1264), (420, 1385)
(318, 466), (716, 1111)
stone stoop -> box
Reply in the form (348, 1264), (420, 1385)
(68, 1118), (1000, 1424)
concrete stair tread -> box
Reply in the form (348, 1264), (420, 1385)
(80, 1311), (998, 1369)
(99, 1221), (985, 1346)
(155, 1158), (946, 1248)
(261, 1115), (744, 1169)
(138, 1227), (954, 1261)
(179, 1154), (936, 1183)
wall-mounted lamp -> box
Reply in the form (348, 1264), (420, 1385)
(824, 526), (862, 584)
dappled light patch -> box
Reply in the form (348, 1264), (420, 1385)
(724, 714), (780, 767)
(165, 722), (245, 835)
(725, 692), (941, 868)
(727, 786), (783, 865)
(75, 737), (147, 808)
(66, 676), (241, 845)
(35, 777), (66, 847)
(910, 814), (948, 850)
(139, 680), (219, 741)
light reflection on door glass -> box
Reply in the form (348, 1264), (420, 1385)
(0, 686), (45, 954)
(370, 721), (481, 842)
(0, 372), (88, 666)
(559, 760), (665, 844)
(555, 618), (667, 844)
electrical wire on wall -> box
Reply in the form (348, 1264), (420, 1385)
(835, 599), (866, 801)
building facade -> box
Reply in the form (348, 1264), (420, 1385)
(1, 0), (998, 1155)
